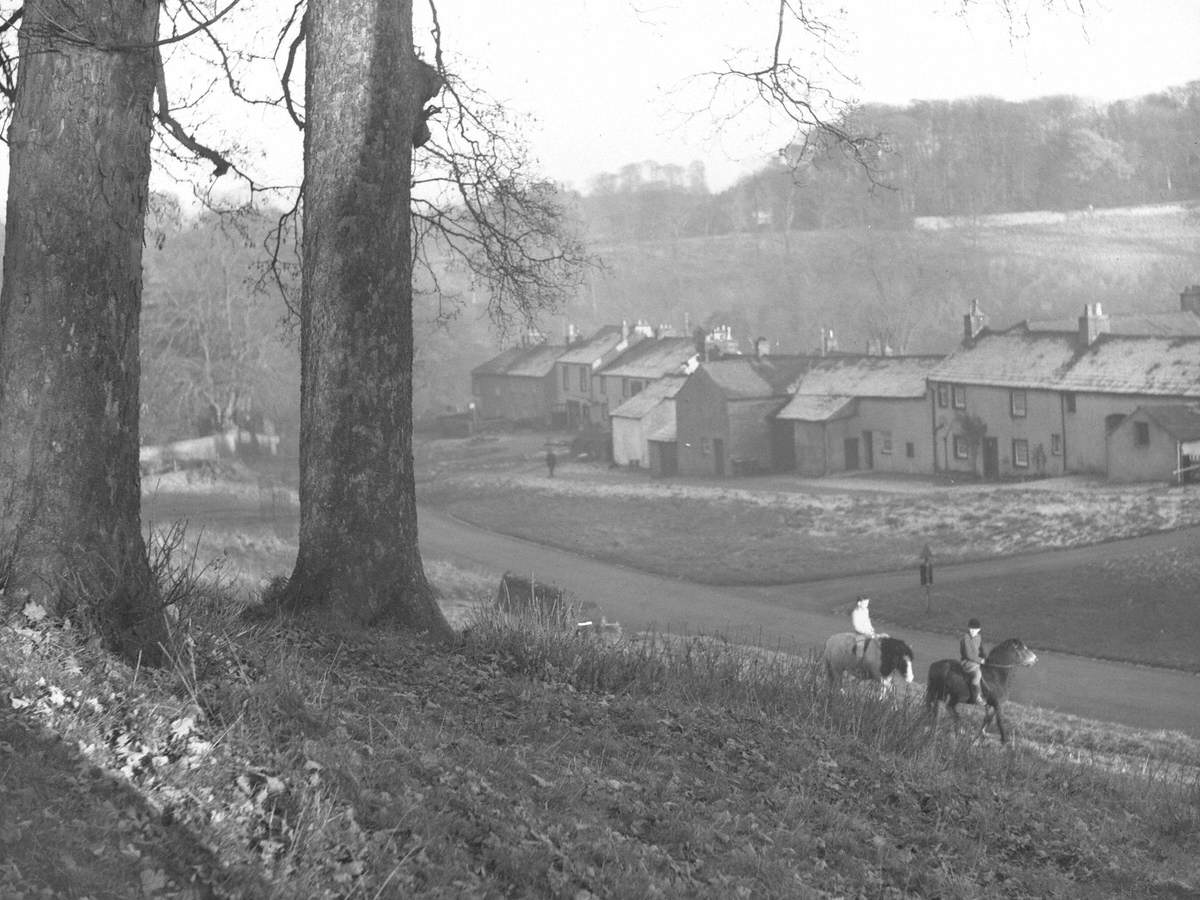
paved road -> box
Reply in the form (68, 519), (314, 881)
(419, 506), (1200, 738)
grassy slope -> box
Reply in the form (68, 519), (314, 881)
(2, 601), (1198, 900)
(583, 205), (1200, 356)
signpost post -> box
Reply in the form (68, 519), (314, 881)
(919, 543), (934, 613)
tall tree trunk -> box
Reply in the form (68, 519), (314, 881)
(0, 1), (166, 665)
(287, 0), (449, 637)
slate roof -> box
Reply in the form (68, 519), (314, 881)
(470, 343), (565, 378)
(1018, 311), (1200, 337)
(601, 337), (698, 379)
(557, 325), (626, 365)
(1134, 404), (1200, 441)
(774, 394), (856, 422)
(787, 355), (944, 398)
(930, 331), (1200, 397)
(1057, 336), (1200, 397)
(701, 356), (815, 399)
(927, 332), (1079, 390)
(610, 376), (685, 419)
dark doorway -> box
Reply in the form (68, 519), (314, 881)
(652, 441), (678, 477)
(770, 419), (796, 471)
(862, 430), (874, 469)
(983, 437), (999, 479)
(844, 437), (860, 471)
(713, 438), (725, 476)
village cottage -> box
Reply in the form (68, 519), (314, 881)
(610, 375), (686, 473)
(470, 341), (565, 426)
(774, 355), (945, 476)
(674, 355), (813, 476)
(553, 322), (644, 428)
(592, 336), (699, 424)
(929, 294), (1200, 480)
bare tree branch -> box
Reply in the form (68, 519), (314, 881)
(153, 44), (232, 177)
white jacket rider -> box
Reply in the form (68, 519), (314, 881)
(851, 596), (880, 656)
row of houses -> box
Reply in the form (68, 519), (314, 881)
(470, 319), (702, 428)
(471, 287), (1200, 483)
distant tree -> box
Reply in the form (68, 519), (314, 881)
(141, 214), (299, 444)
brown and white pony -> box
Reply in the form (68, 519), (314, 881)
(823, 633), (915, 691)
(925, 638), (1038, 744)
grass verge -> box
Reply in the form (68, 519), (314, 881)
(2, 559), (1198, 898)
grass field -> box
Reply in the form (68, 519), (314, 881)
(413, 433), (1200, 672)
(883, 543), (1200, 671)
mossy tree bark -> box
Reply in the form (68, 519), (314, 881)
(286, 0), (450, 637)
(0, 1), (166, 665)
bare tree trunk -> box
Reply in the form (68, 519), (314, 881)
(0, 1), (166, 665)
(286, 0), (449, 637)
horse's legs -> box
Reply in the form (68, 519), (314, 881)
(980, 705), (995, 739)
(946, 700), (962, 736)
(992, 705), (1007, 744)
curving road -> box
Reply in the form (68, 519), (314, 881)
(419, 506), (1200, 739)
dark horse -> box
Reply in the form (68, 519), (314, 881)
(925, 638), (1038, 744)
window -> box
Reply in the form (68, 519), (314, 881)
(936, 383), (949, 408)
(880, 430), (893, 454)
(1135, 421), (1150, 446)
(1013, 438), (1029, 468)
(952, 385), (967, 409)
(953, 435), (969, 460)
(599, 377), (606, 395)
(1010, 390), (1027, 417)
(1065, 393), (1076, 414)
(905, 442), (915, 459)
(561, 366), (569, 390)
(629, 380), (644, 396)
(578, 367), (588, 392)
(701, 437), (711, 455)
(1050, 433), (1062, 456)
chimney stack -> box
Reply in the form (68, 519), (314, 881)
(1181, 285), (1200, 315)
(963, 299), (988, 345)
(819, 328), (837, 356)
(1078, 302), (1111, 347)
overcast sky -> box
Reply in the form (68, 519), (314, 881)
(2, 1), (1197, 204)
(425, 0), (1200, 192)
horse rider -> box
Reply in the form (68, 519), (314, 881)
(960, 617), (986, 704)
(851, 595), (876, 657)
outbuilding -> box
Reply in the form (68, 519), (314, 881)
(1106, 404), (1200, 483)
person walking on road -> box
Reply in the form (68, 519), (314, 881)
(545, 449), (557, 478)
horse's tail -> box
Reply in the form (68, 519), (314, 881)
(925, 661), (948, 707)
